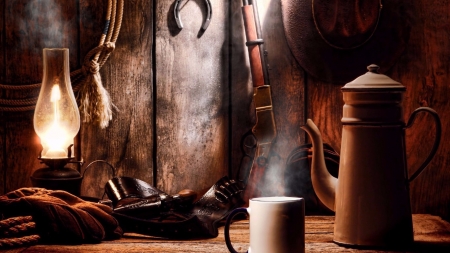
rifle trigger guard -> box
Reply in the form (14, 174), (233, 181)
(174, 0), (212, 31)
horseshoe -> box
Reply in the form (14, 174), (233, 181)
(174, 0), (212, 31)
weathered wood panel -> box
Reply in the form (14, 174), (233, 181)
(79, 0), (154, 198)
(78, 0), (109, 197)
(0, 0), (4, 81)
(389, 0), (450, 221)
(155, 0), (230, 194)
(307, 79), (343, 153)
(0, 0), (5, 193)
(230, 0), (306, 196)
(2, 0), (79, 193)
(5, 0), (79, 82)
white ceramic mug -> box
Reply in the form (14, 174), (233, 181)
(224, 196), (305, 253)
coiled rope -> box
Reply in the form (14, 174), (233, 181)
(0, 216), (40, 249)
(0, 0), (124, 129)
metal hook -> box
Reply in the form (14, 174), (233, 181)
(174, 0), (212, 31)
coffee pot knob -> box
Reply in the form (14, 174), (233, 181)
(367, 64), (380, 73)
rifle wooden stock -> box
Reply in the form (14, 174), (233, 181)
(242, 4), (264, 87)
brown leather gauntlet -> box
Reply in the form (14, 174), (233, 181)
(0, 188), (123, 244)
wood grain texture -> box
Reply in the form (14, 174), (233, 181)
(2, 0), (79, 193)
(0, 119), (4, 193)
(306, 78), (343, 153)
(0, 0), (5, 194)
(10, 215), (450, 252)
(79, 0), (154, 198)
(78, 0), (111, 198)
(155, 0), (230, 195)
(387, 0), (450, 221)
(5, 0), (79, 83)
(0, 0), (4, 84)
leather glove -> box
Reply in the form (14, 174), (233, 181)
(0, 188), (123, 244)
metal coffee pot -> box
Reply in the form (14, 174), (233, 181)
(301, 64), (441, 247)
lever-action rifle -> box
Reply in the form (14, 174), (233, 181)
(238, 0), (277, 204)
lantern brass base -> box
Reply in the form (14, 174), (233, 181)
(31, 159), (82, 196)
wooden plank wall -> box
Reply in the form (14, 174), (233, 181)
(78, 0), (154, 198)
(0, 0), (449, 221)
(154, 0), (229, 194)
(0, 0), (5, 193)
(391, 0), (450, 220)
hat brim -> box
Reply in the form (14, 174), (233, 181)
(281, 0), (411, 84)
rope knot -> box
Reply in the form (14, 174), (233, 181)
(104, 42), (116, 52)
(82, 60), (100, 76)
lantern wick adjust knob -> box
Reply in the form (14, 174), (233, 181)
(367, 64), (380, 73)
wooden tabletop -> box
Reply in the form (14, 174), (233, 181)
(3, 214), (450, 252)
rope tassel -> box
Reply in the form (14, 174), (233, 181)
(78, 66), (113, 129)
(75, 0), (123, 128)
(78, 43), (116, 128)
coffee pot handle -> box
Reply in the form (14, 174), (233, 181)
(224, 208), (249, 253)
(406, 107), (442, 182)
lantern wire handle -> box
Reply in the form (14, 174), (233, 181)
(82, 160), (117, 179)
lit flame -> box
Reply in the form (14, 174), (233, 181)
(51, 83), (61, 102)
(41, 83), (69, 158)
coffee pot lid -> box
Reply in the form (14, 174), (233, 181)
(342, 64), (405, 91)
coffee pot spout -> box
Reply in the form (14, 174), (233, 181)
(301, 119), (337, 211)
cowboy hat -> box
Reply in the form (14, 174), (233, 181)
(281, 0), (410, 84)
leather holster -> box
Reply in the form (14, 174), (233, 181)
(106, 176), (244, 239)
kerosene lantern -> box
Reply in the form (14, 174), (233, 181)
(31, 48), (82, 196)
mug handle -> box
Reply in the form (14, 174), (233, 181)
(406, 107), (442, 182)
(224, 207), (248, 253)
